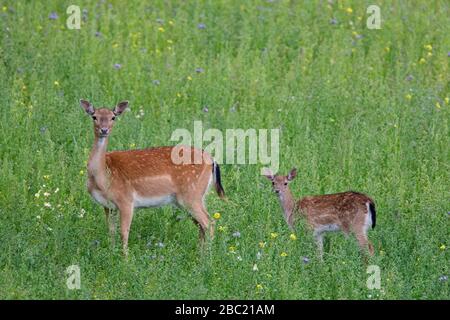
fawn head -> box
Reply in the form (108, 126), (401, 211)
(80, 100), (129, 138)
(264, 168), (297, 195)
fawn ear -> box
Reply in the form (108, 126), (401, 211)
(113, 101), (129, 116)
(287, 168), (297, 181)
(262, 168), (274, 181)
(80, 99), (95, 115)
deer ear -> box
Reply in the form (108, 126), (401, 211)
(113, 101), (129, 116)
(262, 168), (274, 181)
(287, 168), (297, 181)
(80, 99), (94, 115)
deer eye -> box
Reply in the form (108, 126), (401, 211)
(92, 116), (97, 121)
(111, 116), (116, 121)
(272, 182), (275, 186)
(284, 182), (288, 186)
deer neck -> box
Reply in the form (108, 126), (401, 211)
(278, 188), (296, 226)
(88, 136), (109, 190)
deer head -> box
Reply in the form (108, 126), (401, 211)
(80, 100), (129, 138)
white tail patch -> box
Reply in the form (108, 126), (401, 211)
(365, 202), (373, 232)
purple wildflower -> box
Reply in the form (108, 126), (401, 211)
(330, 18), (338, 25)
(49, 12), (58, 20)
(197, 23), (206, 30)
(113, 63), (122, 69)
(302, 257), (310, 264)
(232, 231), (241, 238)
(152, 80), (160, 86)
(195, 67), (204, 73)
(95, 31), (102, 37)
(405, 74), (414, 81)
(447, 52), (450, 57)
(202, 106), (209, 113)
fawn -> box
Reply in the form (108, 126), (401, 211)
(80, 100), (225, 255)
(265, 168), (376, 258)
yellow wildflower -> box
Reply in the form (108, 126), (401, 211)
(444, 97), (449, 104)
(280, 252), (288, 257)
(167, 39), (173, 44)
(424, 44), (432, 51)
(439, 244), (445, 250)
(259, 241), (266, 248)
(213, 212), (221, 219)
(436, 102), (441, 109)
(79, 170), (84, 175)
(168, 20), (174, 26)
(256, 284), (263, 290)
(158, 27), (165, 32)
(228, 245), (236, 252)
(289, 234), (297, 241)
(187, 76), (193, 81)
(405, 94), (412, 100)
(384, 47), (390, 53)
(346, 7), (353, 14)
(270, 232), (278, 239)
(54, 81), (59, 86)
(419, 58), (426, 64)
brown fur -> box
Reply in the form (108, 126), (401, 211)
(80, 100), (225, 255)
(265, 168), (375, 258)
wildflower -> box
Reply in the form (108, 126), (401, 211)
(427, 52), (433, 57)
(202, 106), (209, 113)
(156, 18), (164, 24)
(167, 39), (173, 44)
(95, 31), (102, 37)
(252, 264), (258, 271)
(79, 170), (84, 175)
(419, 58), (426, 64)
(256, 251), (262, 260)
(289, 234), (297, 241)
(280, 252), (288, 257)
(405, 94), (412, 100)
(40, 127), (47, 133)
(439, 275), (448, 282)
(444, 97), (449, 104)
(270, 232), (278, 239)
(197, 23), (206, 30)
(34, 193), (40, 198)
(79, 209), (86, 218)
(43, 175), (50, 180)
(218, 225), (226, 232)
(36, 215), (41, 220)
(187, 76), (192, 81)
(424, 44), (432, 51)
(258, 241), (266, 248)
(44, 202), (52, 208)
(156, 242), (165, 248)
(43, 192), (50, 197)
(2, 6), (7, 12)
(114, 63), (122, 69)
(256, 284), (263, 290)
(346, 7), (353, 14)
(158, 27), (165, 32)
(237, 256), (242, 261)
(302, 257), (310, 264)
(54, 81), (59, 86)
(330, 18), (338, 25)
(439, 244), (445, 250)
(228, 245), (236, 253)
(152, 79), (160, 86)
(195, 67), (204, 73)
(213, 212), (221, 219)
(130, 143), (136, 148)
(232, 231), (241, 238)
(436, 102), (441, 109)
(49, 12), (59, 20)
(176, 93), (182, 98)
(112, 43), (119, 48)
(91, 240), (100, 247)
(405, 75), (414, 81)
(168, 20), (174, 26)
(384, 47), (390, 53)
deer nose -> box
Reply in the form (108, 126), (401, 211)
(100, 128), (109, 135)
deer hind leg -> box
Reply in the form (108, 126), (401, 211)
(189, 202), (214, 245)
(118, 203), (134, 257)
(355, 232), (374, 256)
(104, 207), (116, 247)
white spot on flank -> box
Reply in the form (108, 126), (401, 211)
(365, 202), (373, 232)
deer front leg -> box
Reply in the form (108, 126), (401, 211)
(104, 207), (116, 247)
(313, 230), (324, 261)
(118, 203), (134, 257)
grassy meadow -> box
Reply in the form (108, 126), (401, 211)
(0, 0), (449, 299)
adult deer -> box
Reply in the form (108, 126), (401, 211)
(80, 99), (225, 255)
(265, 168), (376, 259)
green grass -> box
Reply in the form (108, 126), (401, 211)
(0, 0), (449, 299)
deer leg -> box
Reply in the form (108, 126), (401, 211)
(355, 232), (374, 256)
(118, 203), (134, 257)
(313, 230), (324, 260)
(190, 203), (214, 245)
(104, 207), (116, 247)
